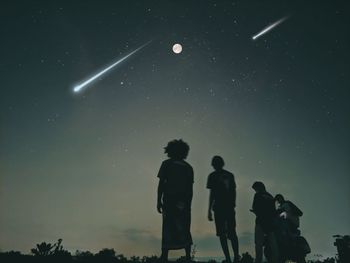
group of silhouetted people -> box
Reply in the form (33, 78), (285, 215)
(156, 139), (309, 263)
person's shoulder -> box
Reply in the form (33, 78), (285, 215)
(266, 191), (273, 197)
(162, 159), (172, 165)
(285, 200), (295, 206)
(256, 192), (266, 199)
(208, 171), (217, 177)
(264, 191), (274, 200)
(282, 202), (291, 209)
(184, 160), (192, 166)
(223, 169), (234, 177)
(160, 159), (173, 168)
(180, 160), (192, 168)
(176, 160), (193, 173)
(182, 161), (194, 177)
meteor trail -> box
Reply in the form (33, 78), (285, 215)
(73, 41), (151, 93)
(252, 16), (289, 41)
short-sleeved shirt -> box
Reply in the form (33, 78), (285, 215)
(207, 169), (236, 211)
(252, 191), (276, 232)
(157, 159), (194, 202)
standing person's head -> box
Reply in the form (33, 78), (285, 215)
(252, 181), (266, 193)
(164, 139), (190, 160)
(274, 194), (285, 205)
(211, 156), (224, 170)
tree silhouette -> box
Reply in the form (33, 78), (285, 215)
(0, 239), (343, 263)
(31, 239), (71, 258)
(130, 256), (140, 263)
(116, 253), (128, 263)
(240, 252), (254, 263)
(31, 242), (54, 256)
(96, 248), (116, 258)
(75, 250), (94, 258)
(141, 255), (158, 263)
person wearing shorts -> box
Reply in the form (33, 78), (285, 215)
(207, 156), (239, 263)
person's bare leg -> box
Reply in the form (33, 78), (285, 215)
(220, 236), (232, 263)
(161, 248), (168, 262)
(229, 232), (239, 262)
(185, 245), (191, 261)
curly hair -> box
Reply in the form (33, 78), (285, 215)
(164, 139), (190, 160)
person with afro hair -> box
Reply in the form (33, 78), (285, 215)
(156, 139), (194, 262)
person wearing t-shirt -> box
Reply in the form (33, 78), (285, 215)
(157, 139), (194, 262)
(207, 156), (239, 263)
(251, 182), (279, 263)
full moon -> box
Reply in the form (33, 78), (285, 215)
(172, 43), (182, 54)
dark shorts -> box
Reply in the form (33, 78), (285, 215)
(214, 208), (236, 238)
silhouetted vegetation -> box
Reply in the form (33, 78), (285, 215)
(31, 239), (71, 258)
(240, 252), (254, 263)
(0, 238), (344, 263)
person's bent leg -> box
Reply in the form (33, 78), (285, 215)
(254, 224), (264, 263)
(219, 236), (232, 263)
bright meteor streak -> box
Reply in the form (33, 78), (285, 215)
(73, 41), (151, 93)
(252, 16), (289, 41)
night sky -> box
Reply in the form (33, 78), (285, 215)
(1, 0), (349, 259)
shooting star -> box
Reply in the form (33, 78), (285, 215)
(252, 16), (289, 41)
(73, 41), (152, 93)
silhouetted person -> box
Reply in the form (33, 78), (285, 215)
(157, 139), (194, 262)
(250, 182), (279, 263)
(207, 156), (239, 263)
(334, 235), (350, 263)
(275, 194), (304, 262)
(275, 194), (303, 231)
